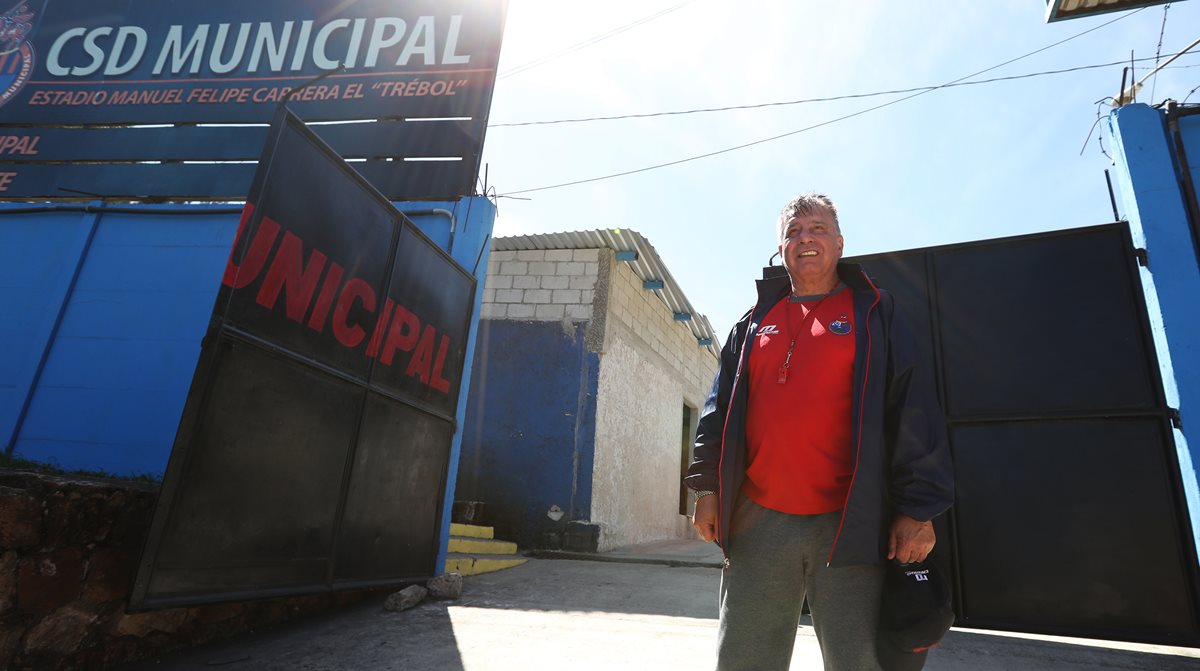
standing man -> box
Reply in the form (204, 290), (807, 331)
(686, 193), (954, 671)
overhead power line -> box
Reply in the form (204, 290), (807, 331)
(499, 0), (700, 80)
(1150, 3), (1171, 102)
(497, 7), (1149, 197)
(490, 54), (1200, 129)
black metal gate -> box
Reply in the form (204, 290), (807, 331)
(129, 111), (475, 610)
(846, 223), (1200, 646)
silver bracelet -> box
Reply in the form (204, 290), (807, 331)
(693, 490), (717, 500)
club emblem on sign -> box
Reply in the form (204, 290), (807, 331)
(0, 2), (36, 108)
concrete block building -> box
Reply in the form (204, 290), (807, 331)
(458, 230), (720, 552)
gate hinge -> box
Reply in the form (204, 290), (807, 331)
(1134, 248), (1149, 267)
(1168, 408), (1183, 430)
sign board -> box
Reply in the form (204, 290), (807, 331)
(130, 108), (476, 609)
(1045, 0), (1173, 22)
(0, 0), (507, 200)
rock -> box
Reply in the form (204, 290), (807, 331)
(0, 551), (17, 614)
(427, 573), (463, 599)
(17, 548), (83, 615)
(0, 621), (24, 670)
(0, 490), (42, 549)
(22, 603), (98, 655)
(112, 607), (189, 638)
(106, 491), (156, 552)
(383, 585), (427, 612)
(82, 547), (136, 605)
(45, 490), (113, 546)
(190, 601), (245, 624)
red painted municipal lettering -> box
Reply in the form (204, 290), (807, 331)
(365, 299), (396, 358)
(255, 231), (328, 322)
(430, 334), (452, 393)
(0, 136), (39, 155)
(307, 261), (345, 332)
(380, 305), (420, 365)
(406, 324), (437, 384)
(223, 205), (282, 289)
(223, 201), (458, 394)
(332, 278), (376, 349)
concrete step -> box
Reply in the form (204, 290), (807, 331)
(449, 522), (494, 540)
(448, 536), (518, 555)
(445, 553), (528, 576)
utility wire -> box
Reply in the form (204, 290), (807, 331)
(499, 0), (700, 80)
(490, 54), (1200, 129)
(1183, 81), (1200, 104)
(1150, 3), (1170, 102)
(498, 7), (1147, 197)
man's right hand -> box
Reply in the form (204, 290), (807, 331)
(691, 494), (719, 542)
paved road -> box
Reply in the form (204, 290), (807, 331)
(123, 558), (1200, 670)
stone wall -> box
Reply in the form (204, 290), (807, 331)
(0, 470), (382, 671)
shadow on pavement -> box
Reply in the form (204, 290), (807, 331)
(453, 557), (721, 620)
(119, 559), (1200, 671)
(924, 627), (1200, 671)
(118, 595), (468, 671)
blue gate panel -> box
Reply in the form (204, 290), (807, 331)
(12, 210), (236, 475)
(0, 210), (96, 452)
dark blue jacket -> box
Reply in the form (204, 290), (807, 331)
(684, 263), (954, 567)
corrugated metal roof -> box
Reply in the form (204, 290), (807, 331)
(493, 229), (720, 357)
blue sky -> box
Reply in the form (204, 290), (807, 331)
(479, 1), (1200, 337)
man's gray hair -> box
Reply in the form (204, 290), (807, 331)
(778, 193), (840, 237)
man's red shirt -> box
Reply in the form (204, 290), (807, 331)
(743, 286), (857, 514)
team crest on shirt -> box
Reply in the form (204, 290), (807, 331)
(829, 315), (853, 336)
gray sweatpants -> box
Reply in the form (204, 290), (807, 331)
(717, 494), (885, 671)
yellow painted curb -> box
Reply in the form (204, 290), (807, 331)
(450, 523), (494, 539)
(449, 537), (518, 555)
(445, 553), (527, 576)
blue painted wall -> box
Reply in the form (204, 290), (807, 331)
(3, 204), (240, 475)
(1108, 103), (1200, 554)
(1, 208), (100, 462)
(458, 319), (599, 549)
(0, 197), (495, 573)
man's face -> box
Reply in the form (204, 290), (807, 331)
(779, 209), (844, 288)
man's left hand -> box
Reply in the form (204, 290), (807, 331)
(888, 514), (935, 564)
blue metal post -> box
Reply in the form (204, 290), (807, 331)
(398, 198), (497, 575)
(1108, 103), (1200, 552)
